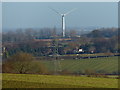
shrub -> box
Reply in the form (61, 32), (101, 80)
(2, 52), (48, 74)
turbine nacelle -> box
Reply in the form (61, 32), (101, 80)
(61, 14), (66, 17)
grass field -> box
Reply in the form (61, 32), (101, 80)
(40, 56), (118, 74)
(2, 73), (118, 88)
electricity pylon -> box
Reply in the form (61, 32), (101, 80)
(52, 36), (62, 75)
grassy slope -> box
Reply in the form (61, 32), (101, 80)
(2, 73), (118, 88)
(41, 56), (118, 73)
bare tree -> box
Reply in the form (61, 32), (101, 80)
(3, 52), (48, 74)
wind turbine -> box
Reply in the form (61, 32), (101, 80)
(50, 8), (77, 37)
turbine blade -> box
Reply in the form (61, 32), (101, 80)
(65, 8), (77, 15)
(49, 7), (61, 15)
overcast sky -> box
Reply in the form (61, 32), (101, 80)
(2, 2), (118, 29)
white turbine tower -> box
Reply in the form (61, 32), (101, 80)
(50, 8), (77, 37)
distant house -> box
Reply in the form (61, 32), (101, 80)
(78, 49), (83, 52)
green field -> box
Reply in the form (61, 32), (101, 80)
(40, 56), (118, 74)
(2, 73), (118, 88)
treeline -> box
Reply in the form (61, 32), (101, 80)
(3, 28), (79, 42)
(3, 28), (119, 42)
(82, 28), (119, 53)
(2, 28), (120, 58)
(85, 28), (118, 38)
